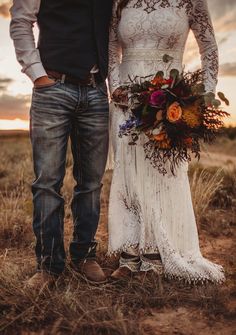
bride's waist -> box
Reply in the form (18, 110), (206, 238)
(122, 47), (183, 62)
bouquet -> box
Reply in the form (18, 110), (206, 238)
(115, 64), (230, 175)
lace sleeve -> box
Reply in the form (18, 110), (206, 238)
(108, 0), (122, 95)
(189, 0), (218, 93)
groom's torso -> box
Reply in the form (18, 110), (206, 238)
(37, 0), (113, 80)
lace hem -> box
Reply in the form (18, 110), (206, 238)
(163, 257), (225, 284)
(107, 244), (225, 284)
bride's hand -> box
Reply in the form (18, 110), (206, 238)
(112, 87), (129, 106)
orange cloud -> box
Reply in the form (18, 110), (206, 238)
(0, 1), (11, 18)
(0, 94), (30, 120)
(208, 0), (236, 19)
(220, 62), (236, 76)
(214, 11), (236, 32)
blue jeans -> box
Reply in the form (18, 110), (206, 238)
(30, 80), (109, 274)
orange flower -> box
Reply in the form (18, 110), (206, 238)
(184, 137), (193, 147)
(151, 76), (164, 86)
(167, 102), (182, 123)
(182, 101), (202, 128)
(158, 140), (171, 149)
(152, 131), (171, 148)
(146, 130), (171, 149)
(151, 77), (173, 87)
(153, 131), (166, 141)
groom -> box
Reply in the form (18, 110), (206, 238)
(10, 0), (113, 288)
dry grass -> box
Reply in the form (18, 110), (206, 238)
(0, 268), (234, 335)
(0, 133), (236, 335)
(0, 188), (32, 248)
(190, 167), (224, 222)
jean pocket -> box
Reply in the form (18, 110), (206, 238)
(34, 80), (60, 91)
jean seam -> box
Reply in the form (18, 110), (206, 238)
(74, 84), (79, 112)
(85, 85), (89, 110)
(81, 85), (89, 111)
(72, 127), (83, 187)
(71, 127), (82, 242)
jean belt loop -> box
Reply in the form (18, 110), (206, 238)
(61, 74), (66, 84)
(91, 73), (96, 88)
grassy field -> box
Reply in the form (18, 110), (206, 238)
(0, 131), (236, 335)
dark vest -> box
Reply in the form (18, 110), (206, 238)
(37, 0), (113, 81)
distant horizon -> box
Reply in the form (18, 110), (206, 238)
(1, 121), (236, 133)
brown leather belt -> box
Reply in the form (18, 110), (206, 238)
(46, 70), (95, 86)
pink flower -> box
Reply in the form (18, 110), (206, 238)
(149, 90), (166, 107)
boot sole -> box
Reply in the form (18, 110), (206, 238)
(71, 268), (108, 285)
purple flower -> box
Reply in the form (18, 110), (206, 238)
(119, 117), (137, 132)
(149, 90), (166, 107)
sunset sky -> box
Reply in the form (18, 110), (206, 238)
(0, 0), (236, 130)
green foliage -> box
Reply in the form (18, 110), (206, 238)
(155, 70), (164, 78)
(162, 54), (174, 63)
(218, 92), (230, 106)
(191, 83), (205, 95)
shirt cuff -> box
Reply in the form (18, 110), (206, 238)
(23, 62), (47, 83)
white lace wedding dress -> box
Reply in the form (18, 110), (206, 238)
(107, 0), (225, 283)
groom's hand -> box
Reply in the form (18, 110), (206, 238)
(34, 76), (56, 87)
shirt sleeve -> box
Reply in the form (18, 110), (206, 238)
(189, 0), (219, 93)
(108, 0), (122, 95)
(10, 0), (47, 83)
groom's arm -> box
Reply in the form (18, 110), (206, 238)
(10, 0), (52, 85)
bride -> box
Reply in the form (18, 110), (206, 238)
(107, 0), (225, 283)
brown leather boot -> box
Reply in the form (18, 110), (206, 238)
(24, 271), (56, 291)
(111, 252), (141, 280)
(111, 266), (134, 280)
(72, 259), (107, 284)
